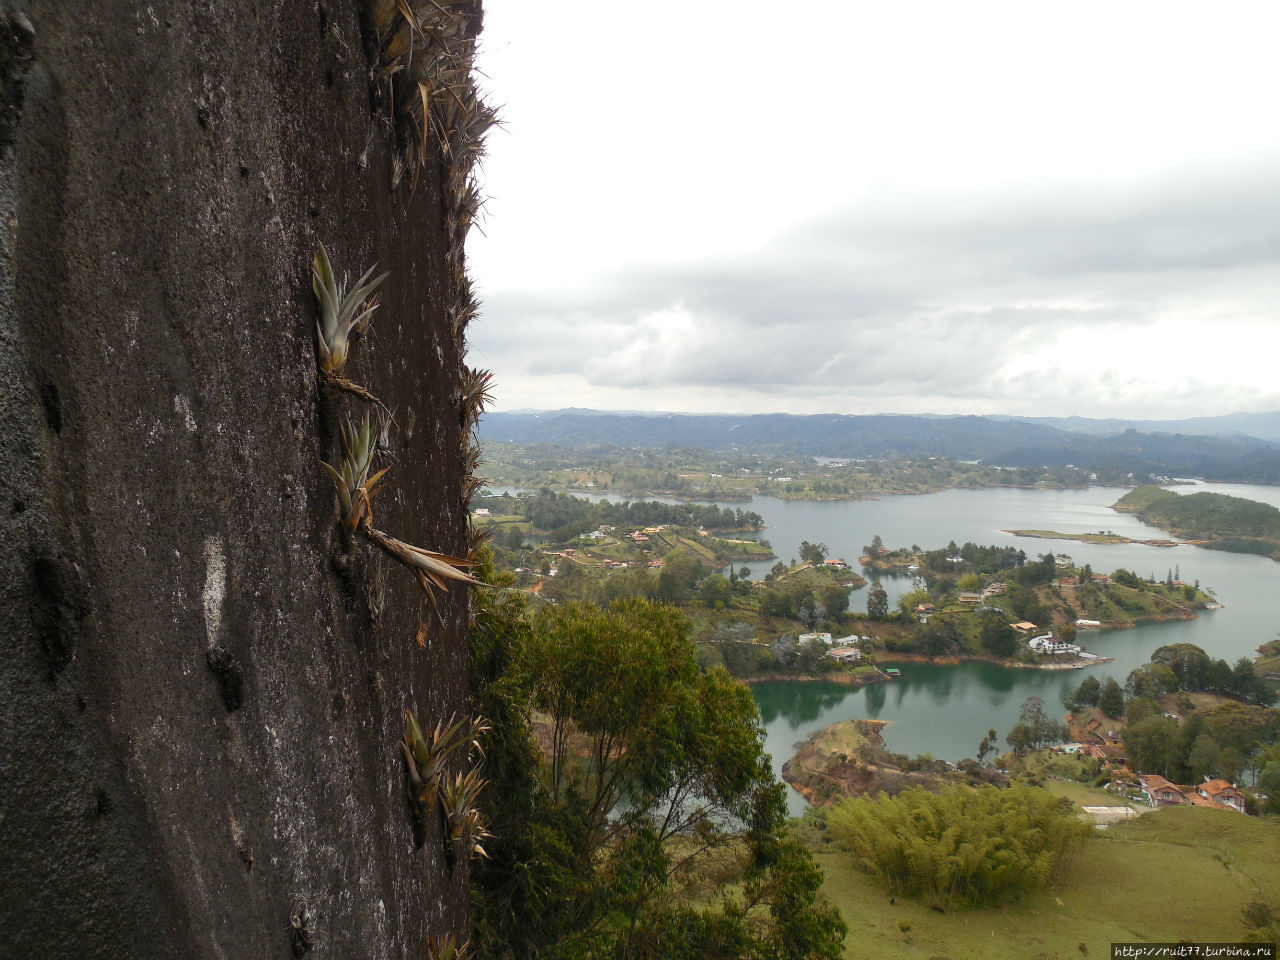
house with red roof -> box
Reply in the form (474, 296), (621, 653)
(1139, 775), (1186, 808)
(1196, 779), (1246, 814)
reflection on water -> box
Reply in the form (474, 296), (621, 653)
(753, 682), (850, 728)
(755, 663), (1078, 816)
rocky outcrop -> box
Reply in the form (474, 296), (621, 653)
(0, 2), (482, 956)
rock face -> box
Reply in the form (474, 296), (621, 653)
(0, 2), (480, 956)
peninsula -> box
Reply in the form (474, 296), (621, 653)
(1113, 485), (1280, 559)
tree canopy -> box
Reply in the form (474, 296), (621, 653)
(468, 590), (845, 959)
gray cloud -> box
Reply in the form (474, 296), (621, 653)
(468, 153), (1280, 416)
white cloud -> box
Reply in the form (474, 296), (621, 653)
(467, 0), (1280, 419)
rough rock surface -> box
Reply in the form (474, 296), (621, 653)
(0, 2), (477, 956)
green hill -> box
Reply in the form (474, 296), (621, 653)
(1115, 486), (1280, 557)
(815, 805), (1280, 957)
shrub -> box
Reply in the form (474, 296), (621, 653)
(827, 784), (1091, 908)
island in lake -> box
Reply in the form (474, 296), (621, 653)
(1112, 485), (1280, 559)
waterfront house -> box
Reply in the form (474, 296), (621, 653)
(1028, 634), (1081, 655)
(826, 646), (862, 663)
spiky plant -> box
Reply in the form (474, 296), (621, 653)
(446, 281), (478, 341)
(425, 932), (471, 960)
(455, 366), (494, 435)
(445, 177), (483, 247)
(403, 710), (465, 819)
(363, 525), (481, 620)
(402, 711), (489, 825)
(371, 0), (495, 191)
(439, 766), (490, 861)
(312, 243), (388, 379)
(460, 440), (481, 477)
(320, 412), (390, 533)
(319, 410), (484, 613)
(433, 67), (498, 176)
(466, 524), (493, 554)
(460, 473), (485, 508)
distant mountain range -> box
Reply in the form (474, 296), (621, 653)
(478, 410), (1280, 484)
(998, 412), (1280, 444)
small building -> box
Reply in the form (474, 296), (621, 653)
(1140, 775), (1186, 808)
(473, 507), (491, 517)
(1097, 743), (1127, 766)
(1076, 619), (1102, 629)
(826, 646), (862, 663)
(1197, 780), (1246, 814)
(1028, 633), (1080, 655)
(648, 559), (664, 569)
(832, 634), (862, 646)
(1012, 621), (1039, 633)
(798, 632), (833, 646)
(823, 558), (848, 568)
(982, 582), (1007, 597)
(958, 592), (982, 605)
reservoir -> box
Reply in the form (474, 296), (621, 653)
(490, 481), (1279, 813)
(740, 481), (1279, 813)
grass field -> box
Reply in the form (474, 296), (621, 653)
(1040, 779), (1127, 808)
(815, 806), (1280, 958)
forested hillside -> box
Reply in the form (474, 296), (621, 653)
(480, 411), (1280, 482)
(1115, 486), (1280, 556)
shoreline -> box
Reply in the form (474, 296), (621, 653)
(740, 651), (1116, 685)
(879, 651), (1115, 671)
(1001, 528), (1180, 548)
(742, 670), (887, 687)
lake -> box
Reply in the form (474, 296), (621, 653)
(741, 481), (1279, 813)
(489, 481), (1280, 814)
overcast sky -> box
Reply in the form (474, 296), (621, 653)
(465, 1), (1280, 419)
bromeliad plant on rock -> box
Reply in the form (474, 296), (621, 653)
(319, 412), (389, 534)
(312, 243), (389, 407)
(402, 709), (491, 864)
(321, 410), (482, 625)
(425, 932), (471, 960)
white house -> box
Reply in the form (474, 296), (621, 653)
(826, 646), (862, 663)
(1028, 633), (1081, 655)
(798, 632), (833, 646)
